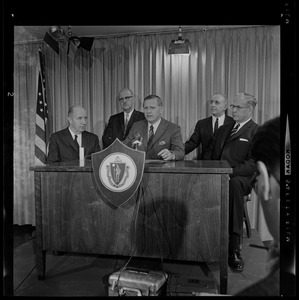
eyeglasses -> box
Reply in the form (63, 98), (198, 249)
(119, 96), (133, 102)
(230, 104), (250, 111)
(209, 100), (222, 105)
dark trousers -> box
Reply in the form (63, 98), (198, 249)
(228, 176), (253, 254)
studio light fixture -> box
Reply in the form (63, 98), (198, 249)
(43, 32), (60, 54)
(168, 26), (191, 55)
(67, 26), (94, 52)
(49, 26), (65, 39)
(44, 25), (67, 55)
(44, 26), (94, 57)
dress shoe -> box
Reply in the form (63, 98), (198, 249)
(228, 250), (244, 272)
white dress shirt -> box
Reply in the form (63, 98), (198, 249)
(212, 114), (225, 132)
(68, 128), (82, 147)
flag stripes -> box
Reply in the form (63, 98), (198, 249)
(35, 49), (49, 165)
(36, 114), (45, 130)
(35, 135), (46, 153)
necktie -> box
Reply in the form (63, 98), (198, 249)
(148, 125), (154, 146)
(124, 114), (129, 131)
(230, 123), (240, 136)
(74, 135), (80, 151)
(214, 118), (219, 134)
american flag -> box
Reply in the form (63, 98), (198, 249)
(35, 49), (49, 165)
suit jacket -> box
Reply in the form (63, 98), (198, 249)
(185, 114), (234, 159)
(102, 109), (145, 148)
(123, 118), (185, 160)
(203, 119), (259, 177)
(47, 128), (101, 163)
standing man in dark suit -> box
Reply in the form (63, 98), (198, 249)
(123, 94), (184, 161)
(102, 88), (145, 148)
(204, 92), (259, 272)
(47, 105), (101, 163)
(185, 93), (234, 159)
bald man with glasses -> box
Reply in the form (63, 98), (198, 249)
(185, 93), (234, 159)
(102, 88), (145, 148)
(204, 92), (259, 273)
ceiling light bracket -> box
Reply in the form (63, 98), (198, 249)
(168, 26), (191, 55)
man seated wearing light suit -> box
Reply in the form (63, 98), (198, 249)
(185, 93), (234, 159)
(203, 92), (259, 272)
(47, 105), (101, 164)
(123, 94), (184, 161)
(102, 88), (145, 148)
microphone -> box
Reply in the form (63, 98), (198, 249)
(132, 133), (142, 150)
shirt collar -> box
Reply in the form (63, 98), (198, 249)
(236, 117), (252, 129)
(148, 118), (161, 132)
(124, 110), (134, 119)
(212, 114), (225, 125)
(68, 127), (82, 139)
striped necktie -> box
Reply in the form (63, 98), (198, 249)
(148, 125), (154, 146)
(230, 123), (240, 136)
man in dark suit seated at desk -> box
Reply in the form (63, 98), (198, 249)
(185, 93), (234, 159)
(102, 88), (145, 148)
(203, 92), (259, 272)
(123, 94), (184, 161)
(47, 105), (101, 164)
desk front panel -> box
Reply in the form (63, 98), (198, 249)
(39, 170), (227, 262)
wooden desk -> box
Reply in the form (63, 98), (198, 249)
(30, 160), (232, 294)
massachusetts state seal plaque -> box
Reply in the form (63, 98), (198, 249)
(91, 138), (145, 207)
(100, 153), (136, 192)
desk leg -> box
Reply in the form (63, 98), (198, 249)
(219, 174), (229, 294)
(219, 263), (227, 294)
(37, 250), (46, 280)
(34, 172), (46, 280)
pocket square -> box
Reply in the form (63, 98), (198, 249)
(239, 138), (248, 142)
(159, 141), (166, 145)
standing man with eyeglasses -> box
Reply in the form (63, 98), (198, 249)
(204, 92), (259, 273)
(102, 88), (145, 148)
(184, 93), (234, 159)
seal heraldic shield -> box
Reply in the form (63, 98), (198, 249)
(91, 138), (145, 208)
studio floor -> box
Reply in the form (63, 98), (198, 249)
(12, 225), (271, 296)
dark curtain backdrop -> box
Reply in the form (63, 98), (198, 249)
(14, 25), (280, 240)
